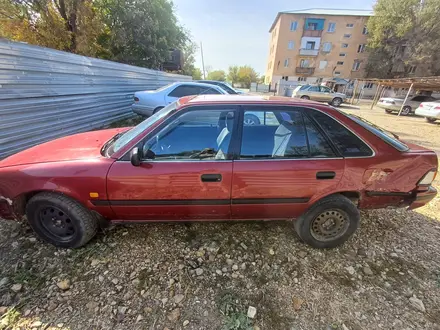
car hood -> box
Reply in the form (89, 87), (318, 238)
(0, 128), (127, 168)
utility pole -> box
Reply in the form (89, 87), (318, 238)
(200, 42), (206, 79)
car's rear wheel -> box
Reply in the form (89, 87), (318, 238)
(26, 192), (98, 248)
(400, 106), (411, 116)
(294, 194), (360, 248)
(300, 95), (310, 100)
(243, 114), (260, 126)
(331, 97), (343, 107)
(385, 109), (393, 114)
(426, 117), (437, 123)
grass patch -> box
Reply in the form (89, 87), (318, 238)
(12, 264), (45, 289)
(217, 291), (254, 330)
(0, 308), (20, 330)
(222, 312), (253, 330)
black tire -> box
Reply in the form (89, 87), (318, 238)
(294, 194), (360, 248)
(300, 95), (310, 100)
(385, 109), (393, 114)
(26, 192), (98, 248)
(401, 106), (411, 116)
(426, 117), (437, 123)
(331, 97), (343, 107)
(243, 114), (261, 126)
(153, 106), (164, 114)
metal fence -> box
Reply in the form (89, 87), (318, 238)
(0, 39), (191, 159)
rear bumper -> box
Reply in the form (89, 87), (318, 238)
(132, 104), (154, 116)
(408, 186), (437, 210)
(415, 108), (440, 119)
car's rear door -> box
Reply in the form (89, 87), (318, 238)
(106, 105), (238, 220)
(164, 85), (201, 105)
(231, 106), (345, 220)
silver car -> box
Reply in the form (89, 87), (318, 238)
(132, 82), (227, 116)
(292, 85), (347, 107)
(377, 95), (437, 116)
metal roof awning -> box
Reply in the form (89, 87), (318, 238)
(327, 78), (349, 85)
(358, 76), (440, 90)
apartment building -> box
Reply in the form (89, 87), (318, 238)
(265, 8), (373, 85)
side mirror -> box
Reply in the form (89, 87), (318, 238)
(130, 147), (141, 166)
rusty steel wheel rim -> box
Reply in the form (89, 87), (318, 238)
(310, 209), (349, 242)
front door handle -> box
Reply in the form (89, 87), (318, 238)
(316, 171), (336, 180)
(201, 174), (222, 182)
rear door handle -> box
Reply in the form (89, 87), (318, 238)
(201, 174), (222, 182)
(316, 171), (336, 180)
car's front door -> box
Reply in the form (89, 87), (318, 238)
(319, 86), (333, 102)
(231, 106), (346, 220)
(307, 86), (321, 101)
(106, 106), (238, 220)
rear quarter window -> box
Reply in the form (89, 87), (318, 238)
(306, 109), (373, 157)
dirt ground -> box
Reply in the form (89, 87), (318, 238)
(1, 104), (440, 330)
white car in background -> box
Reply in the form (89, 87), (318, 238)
(132, 82), (227, 116)
(377, 95), (437, 115)
(415, 100), (440, 123)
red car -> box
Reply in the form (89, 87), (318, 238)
(0, 95), (437, 249)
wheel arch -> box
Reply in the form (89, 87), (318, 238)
(309, 190), (361, 208)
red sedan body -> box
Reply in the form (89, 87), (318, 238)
(0, 95), (437, 225)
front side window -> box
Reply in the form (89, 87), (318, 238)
(240, 109), (336, 159)
(306, 109), (373, 157)
(308, 86), (319, 92)
(200, 87), (221, 95)
(144, 109), (236, 160)
(168, 85), (201, 98)
(320, 86), (331, 93)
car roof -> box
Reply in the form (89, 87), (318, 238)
(177, 94), (323, 108)
(173, 81), (225, 89)
(196, 80), (227, 84)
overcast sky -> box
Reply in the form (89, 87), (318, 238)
(173, 0), (374, 75)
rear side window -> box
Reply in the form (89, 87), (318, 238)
(307, 110), (373, 157)
(169, 85), (200, 97)
(303, 115), (336, 158)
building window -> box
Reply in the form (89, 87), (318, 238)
(346, 23), (354, 28)
(357, 44), (366, 53)
(352, 61), (361, 71)
(282, 76), (289, 81)
(334, 71), (341, 75)
(328, 22), (336, 32)
(319, 61), (327, 69)
(364, 82), (374, 89)
(284, 58), (290, 67)
(307, 22), (318, 30)
(290, 21), (298, 31)
(306, 41), (316, 50)
(362, 26), (368, 35)
(300, 59), (310, 68)
(337, 61), (344, 65)
(322, 42), (332, 52)
(339, 53), (346, 57)
(298, 77), (307, 82)
(343, 34), (352, 38)
(288, 41), (294, 50)
(342, 43), (349, 48)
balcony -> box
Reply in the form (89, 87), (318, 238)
(296, 67), (315, 75)
(299, 49), (319, 56)
(302, 29), (323, 37)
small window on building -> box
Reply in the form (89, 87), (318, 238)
(364, 82), (374, 89)
(290, 21), (298, 31)
(319, 61), (327, 69)
(298, 77), (307, 82)
(300, 59), (310, 68)
(307, 22), (318, 30)
(343, 34), (352, 38)
(328, 22), (336, 32)
(357, 44), (366, 53)
(284, 58), (290, 67)
(352, 61), (361, 71)
(342, 43), (349, 48)
(288, 40), (294, 50)
(339, 53), (346, 57)
(305, 41), (316, 50)
(346, 23), (354, 28)
(322, 42), (332, 52)
(337, 61), (344, 65)
(334, 71), (341, 75)
(362, 26), (368, 35)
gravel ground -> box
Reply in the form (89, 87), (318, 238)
(1, 106), (440, 330)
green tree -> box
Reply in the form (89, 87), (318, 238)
(366, 0), (440, 78)
(191, 68), (203, 80)
(227, 65), (239, 85)
(207, 70), (226, 81)
(237, 65), (258, 88)
(181, 41), (198, 76)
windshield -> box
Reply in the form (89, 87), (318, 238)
(107, 102), (178, 156)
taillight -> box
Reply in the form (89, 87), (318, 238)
(435, 106), (440, 110)
(419, 104), (424, 108)
(134, 97), (139, 102)
(418, 169), (437, 186)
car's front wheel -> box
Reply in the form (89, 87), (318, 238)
(294, 194), (360, 248)
(300, 95), (310, 100)
(331, 97), (343, 107)
(385, 109), (393, 114)
(401, 106), (412, 116)
(26, 192), (98, 248)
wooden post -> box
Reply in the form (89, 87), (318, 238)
(350, 80), (359, 104)
(397, 83), (414, 116)
(370, 84), (381, 109)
